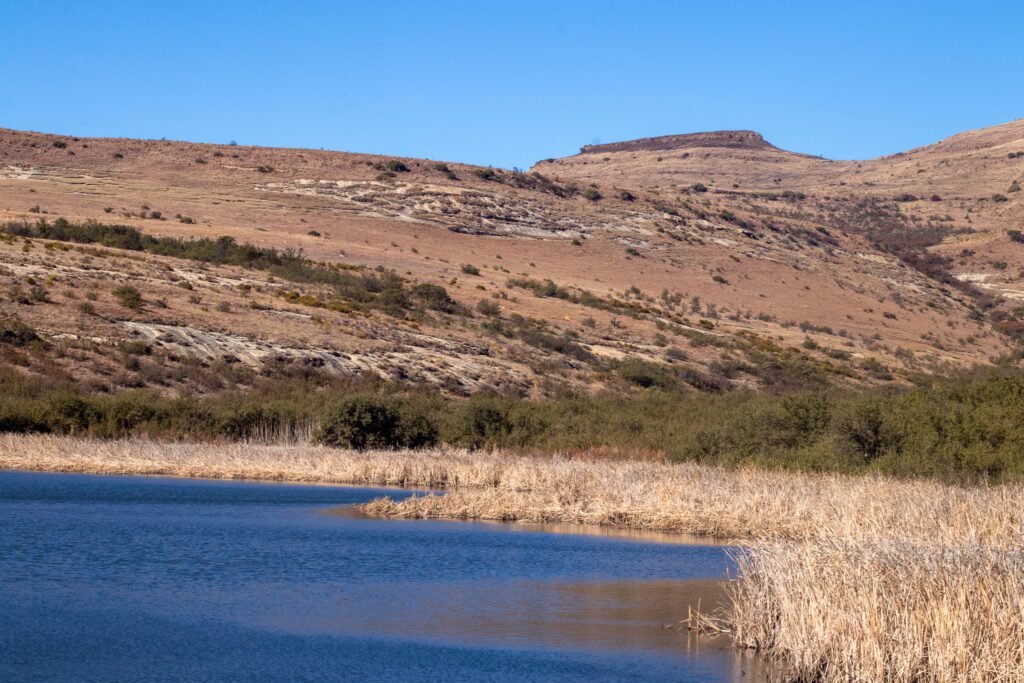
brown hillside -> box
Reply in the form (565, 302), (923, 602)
(0, 126), (1017, 398)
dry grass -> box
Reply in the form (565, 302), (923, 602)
(3, 433), (1023, 681)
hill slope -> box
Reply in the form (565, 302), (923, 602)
(0, 125), (1019, 401)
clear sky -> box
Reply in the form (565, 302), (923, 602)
(2, 1), (1022, 169)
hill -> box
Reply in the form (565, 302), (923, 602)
(0, 124), (1021, 406)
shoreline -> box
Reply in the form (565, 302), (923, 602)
(4, 433), (1023, 681)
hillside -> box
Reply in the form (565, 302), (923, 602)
(537, 119), (1024, 313)
(0, 125), (1020, 404)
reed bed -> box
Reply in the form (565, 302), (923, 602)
(2, 433), (1023, 681)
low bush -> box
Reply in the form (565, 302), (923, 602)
(316, 396), (436, 450)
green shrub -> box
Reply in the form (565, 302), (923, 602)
(618, 358), (676, 389)
(316, 396), (437, 450)
(835, 399), (904, 464)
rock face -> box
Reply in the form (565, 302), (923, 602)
(580, 130), (775, 154)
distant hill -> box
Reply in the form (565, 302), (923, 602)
(1, 121), (1022, 400)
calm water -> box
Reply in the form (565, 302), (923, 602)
(0, 470), (765, 682)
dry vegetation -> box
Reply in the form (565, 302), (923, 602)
(2, 125), (1018, 401)
(2, 433), (1022, 681)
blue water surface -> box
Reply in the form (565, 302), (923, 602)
(0, 470), (761, 682)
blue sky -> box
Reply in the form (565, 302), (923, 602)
(1, 1), (1021, 169)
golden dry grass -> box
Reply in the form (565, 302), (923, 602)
(2, 433), (1022, 681)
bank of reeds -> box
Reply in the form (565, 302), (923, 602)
(2, 433), (1022, 681)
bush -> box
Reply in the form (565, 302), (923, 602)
(316, 396), (436, 450)
(0, 319), (42, 347)
(992, 194), (1009, 203)
(433, 163), (458, 180)
(476, 299), (500, 316)
(618, 359), (676, 389)
(583, 188), (602, 201)
(411, 283), (456, 313)
(386, 160), (410, 173)
(112, 285), (143, 310)
(461, 264), (480, 276)
(450, 397), (545, 449)
(835, 400), (903, 464)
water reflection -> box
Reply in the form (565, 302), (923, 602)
(1, 471), (779, 682)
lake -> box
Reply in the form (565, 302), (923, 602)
(0, 470), (767, 681)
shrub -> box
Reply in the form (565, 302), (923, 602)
(450, 397), (544, 449)
(618, 189), (636, 202)
(461, 264), (481, 276)
(386, 160), (410, 173)
(433, 163), (458, 180)
(666, 346), (687, 361)
(712, 275), (729, 284)
(1009, 230), (1024, 243)
(992, 194), (1009, 203)
(691, 183), (708, 193)
(474, 168), (497, 181)
(583, 188), (602, 201)
(112, 285), (143, 310)
(894, 193), (918, 202)
(316, 396), (436, 449)
(52, 141), (67, 149)
(835, 400), (903, 464)
(0, 319), (42, 347)
(411, 283), (456, 313)
(618, 358), (676, 389)
(1009, 181), (1021, 193)
(476, 299), (500, 316)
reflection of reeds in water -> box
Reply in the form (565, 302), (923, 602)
(3, 433), (1022, 680)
